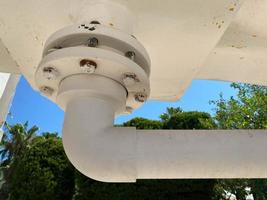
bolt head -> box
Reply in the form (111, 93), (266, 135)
(125, 51), (135, 60)
(135, 93), (147, 103)
(40, 86), (54, 96)
(122, 73), (138, 86)
(80, 59), (97, 74)
(88, 37), (98, 47)
(43, 67), (58, 80)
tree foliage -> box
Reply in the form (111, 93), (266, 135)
(9, 133), (75, 200)
(211, 83), (267, 199)
(212, 83), (267, 129)
(161, 109), (216, 129)
(0, 122), (38, 165)
(123, 117), (163, 129)
(0, 122), (38, 199)
(73, 169), (215, 200)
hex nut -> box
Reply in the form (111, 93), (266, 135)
(43, 67), (58, 80)
(40, 86), (54, 96)
(122, 73), (139, 86)
(125, 51), (135, 60)
(88, 37), (98, 47)
(135, 93), (147, 103)
(80, 59), (97, 74)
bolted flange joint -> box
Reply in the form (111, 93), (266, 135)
(35, 23), (150, 114)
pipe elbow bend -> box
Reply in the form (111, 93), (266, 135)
(59, 75), (137, 182)
(63, 125), (137, 183)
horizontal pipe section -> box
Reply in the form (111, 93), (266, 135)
(137, 130), (267, 179)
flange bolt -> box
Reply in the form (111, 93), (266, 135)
(88, 37), (98, 47)
(40, 86), (54, 96)
(80, 59), (97, 74)
(122, 73), (139, 86)
(43, 67), (58, 80)
(125, 51), (135, 61)
(135, 93), (147, 103)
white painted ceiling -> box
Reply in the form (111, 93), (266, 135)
(0, 0), (266, 101)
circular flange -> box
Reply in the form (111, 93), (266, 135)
(43, 23), (150, 76)
(35, 24), (150, 113)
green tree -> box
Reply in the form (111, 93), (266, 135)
(212, 179), (249, 200)
(9, 133), (75, 200)
(123, 117), (162, 129)
(160, 107), (183, 122)
(161, 108), (216, 129)
(211, 83), (267, 199)
(73, 171), (136, 200)
(212, 83), (267, 129)
(0, 122), (38, 198)
(0, 122), (38, 165)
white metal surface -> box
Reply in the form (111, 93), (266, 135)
(61, 75), (267, 182)
(0, 0), (253, 101)
(61, 74), (136, 182)
(0, 73), (19, 126)
(137, 130), (267, 179)
(36, 24), (150, 112)
(0, 40), (20, 74)
(0, 74), (20, 140)
(197, 0), (267, 86)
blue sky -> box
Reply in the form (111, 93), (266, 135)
(7, 76), (237, 134)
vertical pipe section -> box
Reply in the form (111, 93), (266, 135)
(60, 74), (136, 182)
(0, 74), (20, 125)
(0, 74), (20, 141)
(136, 130), (267, 179)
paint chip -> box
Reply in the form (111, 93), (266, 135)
(229, 7), (235, 11)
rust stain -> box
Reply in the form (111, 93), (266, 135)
(229, 7), (235, 11)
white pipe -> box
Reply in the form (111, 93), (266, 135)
(60, 74), (136, 182)
(0, 74), (20, 141)
(59, 75), (267, 183)
(136, 130), (267, 179)
(0, 74), (20, 125)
